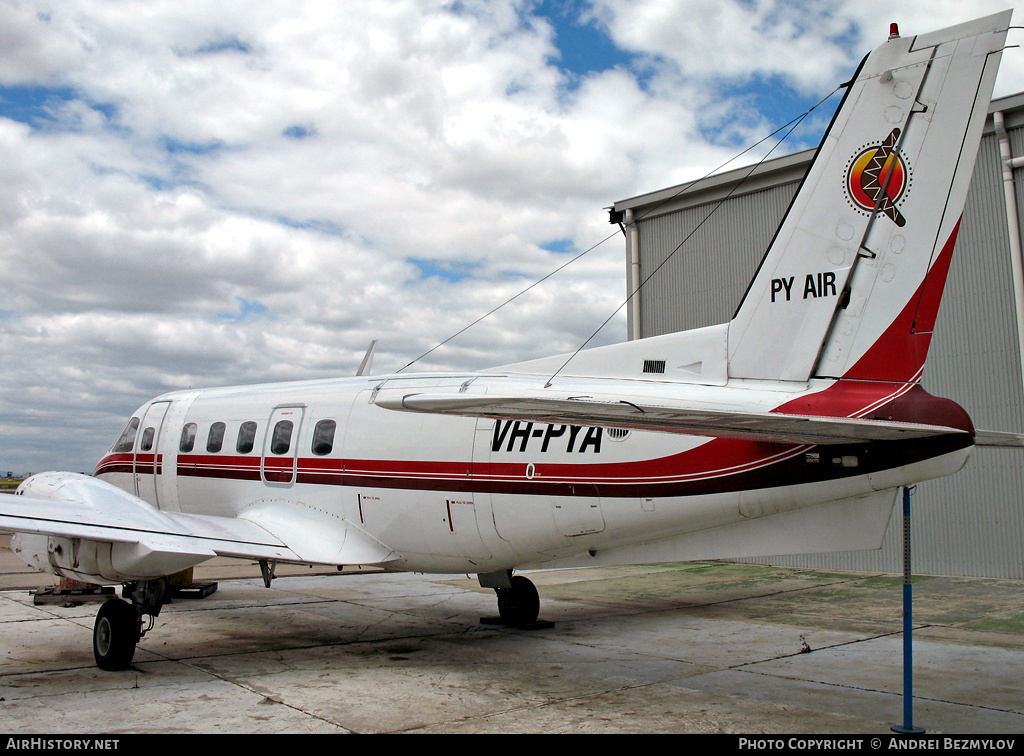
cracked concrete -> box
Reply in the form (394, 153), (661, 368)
(0, 541), (1021, 734)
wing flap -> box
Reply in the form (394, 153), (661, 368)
(377, 392), (969, 445)
(239, 500), (398, 566)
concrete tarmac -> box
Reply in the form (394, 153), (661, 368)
(0, 537), (1022, 735)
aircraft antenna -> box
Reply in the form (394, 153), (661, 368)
(398, 84), (844, 376)
(395, 238), (616, 373)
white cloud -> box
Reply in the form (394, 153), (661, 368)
(590, 0), (1024, 97)
(590, 0), (856, 92)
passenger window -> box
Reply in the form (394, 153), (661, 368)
(236, 421), (258, 454)
(140, 427), (155, 452)
(270, 420), (293, 455)
(179, 423), (197, 453)
(311, 419), (336, 456)
(112, 418), (140, 453)
(207, 422), (226, 453)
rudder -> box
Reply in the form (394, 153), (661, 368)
(727, 12), (1011, 385)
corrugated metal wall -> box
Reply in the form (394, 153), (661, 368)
(637, 182), (801, 334)
(621, 103), (1024, 578)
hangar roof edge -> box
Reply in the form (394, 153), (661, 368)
(613, 91), (1024, 217)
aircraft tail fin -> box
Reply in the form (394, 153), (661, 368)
(727, 12), (1010, 384)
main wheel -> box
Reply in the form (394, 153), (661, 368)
(496, 575), (540, 626)
(93, 599), (140, 671)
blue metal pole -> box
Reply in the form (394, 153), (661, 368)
(892, 485), (925, 734)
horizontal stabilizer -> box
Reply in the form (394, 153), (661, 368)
(377, 392), (969, 446)
(973, 430), (1024, 448)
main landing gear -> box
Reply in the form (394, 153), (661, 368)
(93, 598), (140, 670)
(479, 571), (552, 629)
(89, 571), (218, 670)
(496, 575), (540, 626)
(92, 578), (166, 671)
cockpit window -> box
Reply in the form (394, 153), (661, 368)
(236, 421), (258, 454)
(179, 423), (197, 453)
(112, 417), (140, 453)
(140, 427), (156, 452)
(311, 419), (337, 456)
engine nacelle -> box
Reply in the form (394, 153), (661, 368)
(10, 532), (123, 584)
(10, 472), (214, 583)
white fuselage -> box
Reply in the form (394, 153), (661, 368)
(93, 371), (973, 575)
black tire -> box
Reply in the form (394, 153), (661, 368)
(93, 599), (139, 671)
(496, 575), (540, 626)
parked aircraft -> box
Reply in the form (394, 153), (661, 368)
(0, 12), (1013, 670)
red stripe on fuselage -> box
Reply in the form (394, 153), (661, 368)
(93, 426), (970, 501)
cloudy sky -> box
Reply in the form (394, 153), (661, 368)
(2, 0), (1022, 474)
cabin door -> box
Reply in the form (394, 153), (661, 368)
(134, 401), (171, 506)
(262, 405), (305, 486)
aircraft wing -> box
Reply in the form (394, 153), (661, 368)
(376, 392), (970, 446)
(0, 490), (299, 563)
(0, 472), (398, 582)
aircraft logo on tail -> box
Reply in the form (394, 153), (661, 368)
(845, 128), (911, 226)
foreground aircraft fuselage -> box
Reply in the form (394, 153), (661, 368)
(85, 368), (973, 578)
(2, 12), (1012, 669)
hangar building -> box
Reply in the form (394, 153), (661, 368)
(610, 93), (1024, 579)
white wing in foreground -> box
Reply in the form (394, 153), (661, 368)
(0, 472), (397, 584)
